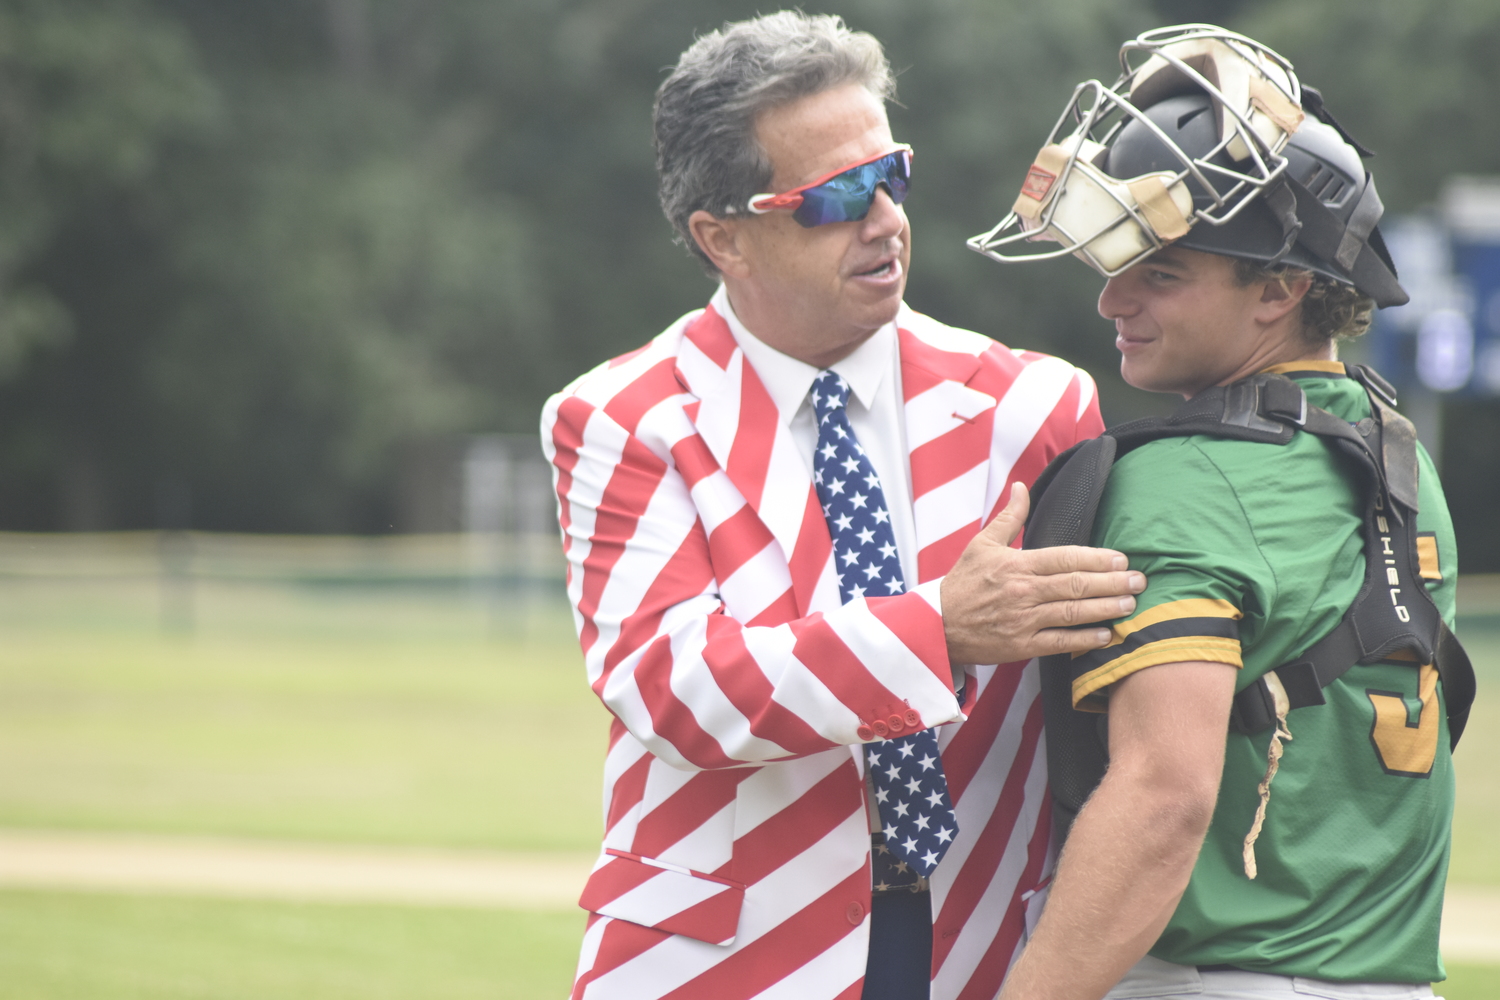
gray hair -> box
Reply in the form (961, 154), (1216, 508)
(653, 12), (896, 273)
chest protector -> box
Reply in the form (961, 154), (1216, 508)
(1024, 366), (1476, 835)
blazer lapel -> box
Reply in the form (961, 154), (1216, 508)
(675, 305), (833, 616)
(898, 319), (1000, 584)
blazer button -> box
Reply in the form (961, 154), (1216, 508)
(856, 724), (875, 741)
(846, 901), (865, 925)
(904, 709), (921, 727)
(870, 719), (889, 738)
(886, 714), (906, 734)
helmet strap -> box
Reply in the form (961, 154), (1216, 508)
(1335, 173), (1385, 271)
(1262, 178), (1303, 265)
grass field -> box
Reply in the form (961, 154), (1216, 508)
(0, 533), (1496, 998)
(0, 889), (1491, 1000)
(0, 890), (585, 1000)
(0, 572), (607, 852)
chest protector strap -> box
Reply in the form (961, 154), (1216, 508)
(1024, 367), (1475, 831)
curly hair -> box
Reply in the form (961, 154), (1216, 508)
(1234, 259), (1375, 346)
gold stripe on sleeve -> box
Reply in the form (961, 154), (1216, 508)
(1084, 598), (1243, 652)
(1072, 636), (1243, 707)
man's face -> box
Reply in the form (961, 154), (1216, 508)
(728, 84), (911, 367)
(1097, 247), (1293, 397)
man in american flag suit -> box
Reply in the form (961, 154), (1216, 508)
(541, 12), (1145, 1000)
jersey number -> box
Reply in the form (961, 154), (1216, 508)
(1366, 663), (1440, 778)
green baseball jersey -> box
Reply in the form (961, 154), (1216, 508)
(1073, 362), (1456, 984)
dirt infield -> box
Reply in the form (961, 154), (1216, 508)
(0, 828), (1495, 963)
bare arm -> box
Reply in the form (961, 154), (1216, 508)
(996, 660), (1238, 1000)
(941, 482), (1146, 665)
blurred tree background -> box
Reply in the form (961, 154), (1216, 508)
(0, 0), (1497, 562)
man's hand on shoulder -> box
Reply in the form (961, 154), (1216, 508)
(940, 482), (1145, 665)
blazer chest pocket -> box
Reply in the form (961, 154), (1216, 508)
(579, 849), (746, 946)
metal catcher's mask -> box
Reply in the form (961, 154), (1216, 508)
(968, 25), (1305, 277)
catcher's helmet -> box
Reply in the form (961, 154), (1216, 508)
(968, 24), (1407, 307)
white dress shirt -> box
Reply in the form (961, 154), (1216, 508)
(711, 284), (920, 591)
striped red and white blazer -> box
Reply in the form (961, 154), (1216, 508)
(542, 300), (1102, 1000)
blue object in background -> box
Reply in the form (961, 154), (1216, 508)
(1369, 180), (1500, 396)
(1452, 240), (1500, 394)
(1439, 178), (1500, 396)
(1368, 214), (1467, 392)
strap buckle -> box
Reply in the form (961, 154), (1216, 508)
(1229, 662), (1327, 735)
(1259, 375), (1307, 426)
(1348, 363), (1399, 409)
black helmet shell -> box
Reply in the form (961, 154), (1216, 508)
(1101, 91), (1398, 297)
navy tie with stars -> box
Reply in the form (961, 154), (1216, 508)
(809, 370), (959, 880)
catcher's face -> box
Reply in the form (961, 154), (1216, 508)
(1098, 247), (1315, 398)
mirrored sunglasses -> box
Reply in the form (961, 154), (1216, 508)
(747, 146), (913, 227)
